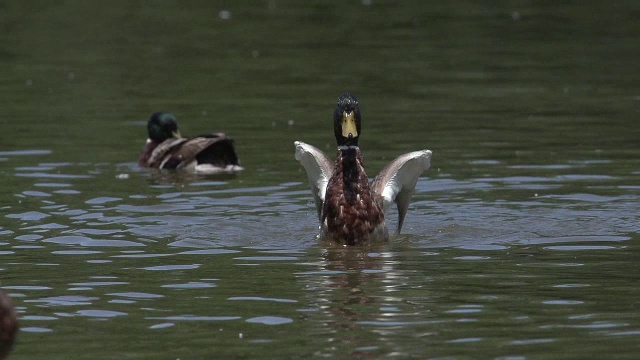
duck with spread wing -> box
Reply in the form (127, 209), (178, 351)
(294, 93), (432, 245)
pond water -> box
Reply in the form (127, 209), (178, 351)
(2, 2), (639, 359)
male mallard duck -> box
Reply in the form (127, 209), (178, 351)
(138, 112), (243, 174)
(0, 291), (18, 360)
(295, 93), (432, 245)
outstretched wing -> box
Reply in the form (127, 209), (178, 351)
(371, 150), (432, 233)
(294, 141), (334, 222)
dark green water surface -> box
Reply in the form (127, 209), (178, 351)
(1, 2), (639, 359)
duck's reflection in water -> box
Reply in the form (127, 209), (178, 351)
(145, 169), (238, 186)
(299, 244), (402, 356)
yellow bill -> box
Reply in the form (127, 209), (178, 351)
(341, 111), (357, 138)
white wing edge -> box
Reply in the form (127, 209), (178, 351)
(371, 149), (432, 233)
(294, 141), (334, 222)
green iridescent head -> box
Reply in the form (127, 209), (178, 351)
(147, 112), (181, 142)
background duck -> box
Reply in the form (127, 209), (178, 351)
(295, 93), (432, 245)
(138, 112), (243, 174)
(0, 291), (18, 360)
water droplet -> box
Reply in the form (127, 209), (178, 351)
(219, 10), (231, 20)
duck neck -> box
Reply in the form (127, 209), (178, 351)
(337, 146), (367, 203)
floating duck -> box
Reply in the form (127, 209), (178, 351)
(295, 93), (432, 244)
(139, 112), (243, 174)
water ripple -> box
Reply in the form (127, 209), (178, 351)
(545, 245), (618, 251)
(108, 292), (163, 299)
(63, 310), (128, 318)
(543, 300), (584, 305)
(70, 282), (127, 287)
(162, 282), (216, 289)
(21, 315), (58, 321)
(26, 295), (98, 306)
(43, 235), (144, 247)
(113, 253), (173, 259)
(234, 256), (298, 261)
(509, 338), (556, 345)
(228, 297), (297, 303)
(178, 249), (240, 255)
(52, 250), (102, 255)
(146, 315), (240, 321)
(86, 197), (122, 205)
(34, 182), (72, 188)
(149, 323), (175, 329)
(21, 327), (53, 333)
(3, 285), (52, 291)
(15, 172), (92, 179)
(6, 211), (50, 221)
(141, 264), (201, 271)
(245, 316), (294, 325)
(0, 150), (52, 156)
(22, 191), (51, 197)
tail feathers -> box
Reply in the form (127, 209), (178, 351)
(195, 135), (240, 167)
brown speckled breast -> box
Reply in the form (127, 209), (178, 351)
(322, 148), (388, 244)
(138, 140), (158, 167)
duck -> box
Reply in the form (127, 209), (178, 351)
(0, 291), (18, 360)
(294, 93), (432, 245)
(138, 112), (243, 174)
